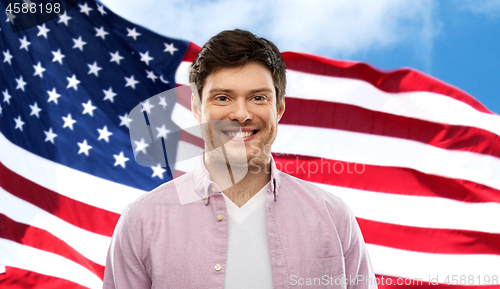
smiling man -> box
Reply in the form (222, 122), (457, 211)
(103, 29), (376, 289)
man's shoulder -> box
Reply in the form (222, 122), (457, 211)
(278, 171), (351, 216)
(123, 171), (198, 218)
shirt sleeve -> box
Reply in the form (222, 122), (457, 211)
(102, 205), (152, 289)
(342, 204), (378, 289)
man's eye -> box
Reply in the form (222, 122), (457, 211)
(217, 96), (229, 101)
(253, 95), (265, 101)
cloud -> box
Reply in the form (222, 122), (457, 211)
(100, 0), (438, 60)
(457, 0), (500, 18)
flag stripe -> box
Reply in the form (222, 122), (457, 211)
(0, 132), (146, 214)
(313, 182), (500, 234)
(367, 244), (500, 281)
(0, 187), (110, 266)
(0, 161), (119, 237)
(357, 218), (500, 255)
(0, 214), (105, 279)
(281, 51), (494, 115)
(374, 275), (500, 288)
(282, 97), (500, 159)
(273, 154), (500, 204)
(0, 267), (87, 289)
(0, 238), (103, 289)
(274, 125), (500, 191)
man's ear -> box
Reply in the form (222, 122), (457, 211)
(191, 93), (202, 124)
(277, 96), (285, 122)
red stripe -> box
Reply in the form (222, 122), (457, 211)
(182, 42), (201, 62)
(282, 51), (493, 114)
(358, 218), (500, 255)
(0, 213), (105, 279)
(272, 154), (500, 204)
(282, 97), (500, 159)
(0, 267), (90, 289)
(375, 275), (500, 288)
(179, 129), (204, 148)
(0, 161), (120, 237)
(175, 83), (192, 109)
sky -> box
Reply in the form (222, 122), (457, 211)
(99, 0), (500, 114)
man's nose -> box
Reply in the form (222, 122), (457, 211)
(228, 99), (251, 123)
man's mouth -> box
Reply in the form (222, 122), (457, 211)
(222, 130), (258, 138)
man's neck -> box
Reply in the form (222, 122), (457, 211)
(204, 152), (271, 207)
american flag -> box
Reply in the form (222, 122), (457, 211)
(1, 0), (499, 288)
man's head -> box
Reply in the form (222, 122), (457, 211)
(189, 29), (286, 110)
(189, 29), (286, 168)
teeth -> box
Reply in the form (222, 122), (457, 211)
(225, 131), (255, 138)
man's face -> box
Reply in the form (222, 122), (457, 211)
(191, 61), (285, 166)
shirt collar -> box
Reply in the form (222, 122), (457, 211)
(192, 154), (282, 205)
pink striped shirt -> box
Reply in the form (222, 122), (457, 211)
(103, 156), (376, 288)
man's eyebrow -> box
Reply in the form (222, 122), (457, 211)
(207, 88), (274, 94)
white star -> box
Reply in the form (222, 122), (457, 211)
(95, 26), (109, 40)
(82, 100), (97, 116)
(15, 76), (27, 92)
(29, 102), (42, 118)
(79, 2), (93, 16)
(14, 116), (25, 131)
(44, 128), (57, 144)
(0, 106), (2, 115)
(97, 126), (113, 142)
(156, 124), (170, 139)
(126, 27), (140, 40)
(7, 12), (16, 24)
(3, 50), (13, 65)
(47, 88), (61, 104)
(97, 4), (107, 16)
(146, 70), (157, 82)
(19, 36), (31, 51)
(77, 139), (92, 156)
(159, 96), (168, 109)
(159, 75), (169, 84)
(33, 62), (45, 78)
(125, 75), (139, 89)
(66, 74), (80, 91)
(58, 13), (71, 26)
(3, 89), (11, 104)
(151, 164), (166, 179)
(103, 87), (117, 102)
(113, 152), (129, 168)
(134, 138), (149, 153)
(62, 113), (77, 130)
(118, 113), (132, 128)
(163, 43), (178, 55)
(139, 51), (153, 65)
(87, 61), (102, 76)
(52, 49), (65, 64)
(72, 36), (86, 51)
(37, 24), (50, 38)
(141, 99), (154, 114)
(109, 51), (124, 64)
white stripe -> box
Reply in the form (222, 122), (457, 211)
(367, 244), (500, 283)
(0, 238), (103, 289)
(175, 61), (500, 137)
(313, 182), (500, 234)
(0, 187), (111, 265)
(171, 101), (201, 134)
(274, 125), (500, 191)
(0, 132), (146, 214)
(174, 140), (204, 173)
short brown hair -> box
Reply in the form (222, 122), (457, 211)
(189, 29), (286, 109)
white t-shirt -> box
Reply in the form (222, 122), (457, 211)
(222, 181), (274, 289)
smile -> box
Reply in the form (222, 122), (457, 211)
(222, 130), (258, 138)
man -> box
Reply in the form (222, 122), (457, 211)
(103, 29), (376, 288)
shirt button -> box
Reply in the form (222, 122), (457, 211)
(214, 264), (222, 271)
(216, 214), (224, 221)
(202, 194), (207, 200)
(276, 190), (279, 196)
(211, 186), (217, 192)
